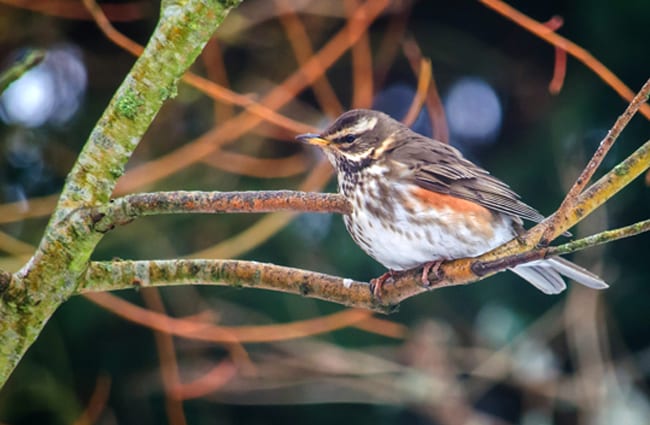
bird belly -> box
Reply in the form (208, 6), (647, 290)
(343, 181), (516, 271)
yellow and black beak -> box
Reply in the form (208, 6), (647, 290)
(295, 133), (330, 147)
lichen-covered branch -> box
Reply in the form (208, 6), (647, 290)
(76, 216), (650, 312)
(0, 0), (242, 388)
(62, 139), (650, 313)
(352, 136), (650, 293)
(476, 138), (650, 263)
(539, 77), (650, 244)
(79, 260), (386, 311)
(91, 191), (351, 232)
(0, 0), (647, 394)
(550, 218), (650, 256)
(471, 218), (650, 277)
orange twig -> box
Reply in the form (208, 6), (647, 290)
(202, 150), (310, 178)
(345, 0), (374, 108)
(202, 38), (234, 122)
(402, 38), (449, 142)
(115, 0), (389, 194)
(0, 231), (35, 255)
(1, 0), (148, 21)
(72, 374), (112, 425)
(173, 360), (237, 400)
(85, 292), (254, 370)
(276, 0), (344, 117)
(141, 288), (187, 425)
(186, 159), (333, 259)
(84, 292), (376, 343)
(184, 73), (315, 134)
(353, 317), (408, 338)
(402, 59), (432, 127)
(81, 0), (314, 135)
(479, 0), (650, 120)
(374, 6), (411, 88)
(543, 15), (567, 94)
(0, 193), (59, 225)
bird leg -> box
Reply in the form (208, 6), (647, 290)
(369, 270), (397, 300)
(421, 260), (444, 286)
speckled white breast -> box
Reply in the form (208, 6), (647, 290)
(338, 163), (517, 270)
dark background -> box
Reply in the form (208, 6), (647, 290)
(0, 0), (648, 424)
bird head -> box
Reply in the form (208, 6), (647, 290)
(296, 109), (402, 172)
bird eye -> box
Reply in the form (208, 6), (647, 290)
(339, 134), (356, 144)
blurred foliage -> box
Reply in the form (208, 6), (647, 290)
(0, 0), (649, 424)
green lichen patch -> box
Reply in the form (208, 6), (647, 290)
(116, 88), (144, 120)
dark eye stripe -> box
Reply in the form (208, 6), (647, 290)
(334, 134), (356, 144)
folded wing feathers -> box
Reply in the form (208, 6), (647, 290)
(390, 129), (607, 295)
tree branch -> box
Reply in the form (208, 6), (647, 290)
(0, 0), (242, 387)
(0, 49), (45, 93)
(540, 77), (650, 244)
(78, 259), (388, 312)
(74, 217), (650, 313)
(472, 218), (650, 277)
(68, 137), (649, 313)
(90, 191), (351, 233)
(414, 138), (650, 289)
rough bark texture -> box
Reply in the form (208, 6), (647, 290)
(0, 0), (242, 387)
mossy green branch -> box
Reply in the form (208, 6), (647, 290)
(0, 49), (45, 93)
(54, 0), (240, 217)
(73, 217), (650, 313)
(78, 259), (382, 311)
(0, 0), (242, 388)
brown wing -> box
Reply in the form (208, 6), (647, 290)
(386, 128), (545, 223)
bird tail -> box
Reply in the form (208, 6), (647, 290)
(510, 257), (608, 295)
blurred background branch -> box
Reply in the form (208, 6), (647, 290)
(0, 1), (648, 424)
(0, 0), (242, 389)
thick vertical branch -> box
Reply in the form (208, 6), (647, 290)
(0, 0), (242, 388)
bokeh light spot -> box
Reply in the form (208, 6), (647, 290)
(444, 77), (502, 146)
(0, 44), (87, 128)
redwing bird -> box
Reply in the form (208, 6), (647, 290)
(297, 109), (608, 295)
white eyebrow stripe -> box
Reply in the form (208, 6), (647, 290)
(372, 133), (396, 159)
(328, 116), (378, 139)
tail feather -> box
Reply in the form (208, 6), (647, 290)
(510, 257), (608, 295)
(511, 263), (566, 294)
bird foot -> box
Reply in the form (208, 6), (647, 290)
(421, 260), (444, 287)
(369, 270), (397, 300)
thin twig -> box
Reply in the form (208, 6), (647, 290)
(479, 0), (650, 119)
(84, 291), (378, 343)
(84, 292), (254, 368)
(276, 0), (344, 117)
(140, 288), (187, 425)
(201, 150), (311, 178)
(82, 0), (315, 135)
(540, 77), (650, 244)
(469, 218), (650, 277)
(186, 159), (333, 259)
(402, 59), (432, 127)
(114, 0), (390, 194)
(345, 0), (374, 108)
(71, 374), (111, 425)
(543, 15), (566, 94)
(402, 37), (449, 142)
(0, 49), (45, 93)
(550, 218), (650, 256)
